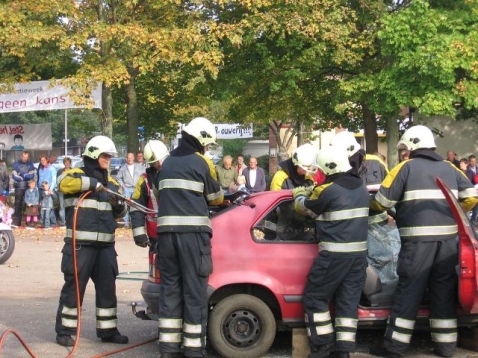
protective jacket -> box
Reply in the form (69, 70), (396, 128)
(371, 149), (477, 242)
(296, 172), (369, 257)
(155, 136), (223, 236)
(269, 158), (314, 191)
(131, 167), (158, 240)
(58, 167), (126, 244)
(358, 154), (388, 186)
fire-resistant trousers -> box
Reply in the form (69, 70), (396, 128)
(303, 252), (367, 353)
(55, 243), (120, 339)
(157, 232), (212, 357)
(383, 239), (458, 356)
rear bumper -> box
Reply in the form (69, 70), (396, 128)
(139, 280), (216, 320)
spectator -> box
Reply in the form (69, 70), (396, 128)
(11, 150), (36, 227)
(235, 175), (248, 192)
(40, 181), (56, 229)
(216, 155), (238, 193)
(37, 154), (57, 227)
(0, 159), (9, 195)
(446, 150), (460, 168)
(135, 150), (147, 167)
(235, 154), (247, 175)
(24, 179), (40, 228)
(459, 158), (468, 173)
(116, 152), (145, 228)
(465, 154), (477, 184)
(242, 156), (266, 193)
(56, 157), (72, 228)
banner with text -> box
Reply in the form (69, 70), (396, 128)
(0, 123), (52, 151)
(0, 81), (102, 113)
(215, 123), (253, 139)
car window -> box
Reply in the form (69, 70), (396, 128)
(253, 199), (317, 243)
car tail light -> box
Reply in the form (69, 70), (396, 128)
(148, 251), (161, 284)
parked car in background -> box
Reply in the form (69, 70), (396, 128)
(53, 155), (83, 170)
(109, 157), (126, 177)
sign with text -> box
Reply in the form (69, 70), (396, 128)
(0, 123), (52, 150)
(214, 123), (253, 139)
(0, 81), (102, 113)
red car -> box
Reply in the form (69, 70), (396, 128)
(135, 181), (478, 358)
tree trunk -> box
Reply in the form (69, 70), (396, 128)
(101, 83), (113, 138)
(362, 103), (378, 154)
(385, 116), (400, 169)
(125, 77), (139, 153)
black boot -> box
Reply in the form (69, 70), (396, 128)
(309, 342), (335, 358)
(56, 334), (75, 347)
(101, 332), (129, 344)
(369, 344), (402, 358)
(160, 353), (184, 358)
(329, 352), (350, 358)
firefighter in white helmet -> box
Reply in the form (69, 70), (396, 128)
(369, 125), (478, 358)
(55, 135), (128, 347)
(293, 146), (369, 358)
(269, 143), (317, 190)
(153, 117), (223, 358)
(130, 140), (169, 248)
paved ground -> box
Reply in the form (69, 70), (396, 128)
(0, 226), (477, 357)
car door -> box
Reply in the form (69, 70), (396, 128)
(436, 176), (478, 313)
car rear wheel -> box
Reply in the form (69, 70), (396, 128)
(208, 294), (276, 358)
(0, 230), (15, 264)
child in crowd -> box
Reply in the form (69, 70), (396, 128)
(24, 179), (40, 227)
(0, 200), (13, 226)
(236, 175), (248, 193)
(40, 181), (56, 229)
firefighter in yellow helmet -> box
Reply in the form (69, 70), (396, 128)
(369, 125), (478, 358)
(55, 135), (128, 347)
(293, 146), (369, 358)
(130, 140), (169, 248)
(269, 143), (317, 191)
(153, 117), (223, 358)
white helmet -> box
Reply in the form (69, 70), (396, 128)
(82, 135), (118, 159)
(292, 143), (318, 174)
(144, 140), (169, 164)
(397, 125), (436, 151)
(329, 131), (361, 157)
(183, 117), (217, 147)
(316, 146), (351, 175)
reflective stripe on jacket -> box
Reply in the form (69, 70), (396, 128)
(155, 152), (223, 235)
(371, 156), (477, 241)
(59, 168), (125, 244)
(302, 173), (369, 257)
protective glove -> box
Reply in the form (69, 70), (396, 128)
(109, 194), (125, 212)
(134, 234), (149, 248)
(292, 186), (309, 199)
(95, 182), (105, 192)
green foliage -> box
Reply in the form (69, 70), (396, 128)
(218, 138), (248, 159)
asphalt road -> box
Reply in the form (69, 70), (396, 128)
(0, 227), (477, 357)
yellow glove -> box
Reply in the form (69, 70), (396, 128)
(292, 186), (310, 199)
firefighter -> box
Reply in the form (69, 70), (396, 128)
(130, 140), (169, 249)
(54, 136), (129, 347)
(330, 130), (390, 226)
(154, 117), (223, 358)
(369, 125), (478, 358)
(269, 143), (318, 190)
(293, 146), (369, 358)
